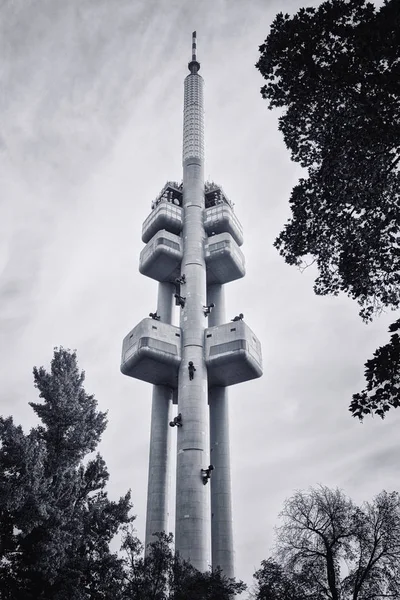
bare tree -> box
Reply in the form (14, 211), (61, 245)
(272, 486), (400, 600)
(276, 486), (352, 600)
(342, 491), (400, 600)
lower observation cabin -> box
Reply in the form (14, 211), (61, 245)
(121, 319), (182, 388)
(205, 321), (262, 387)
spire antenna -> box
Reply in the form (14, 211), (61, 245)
(188, 30), (200, 73)
(192, 31), (197, 61)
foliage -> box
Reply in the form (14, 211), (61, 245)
(121, 530), (173, 600)
(256, 0), (400, 418)
(253, 558), (315, 600)
(0, 347), (132, 599)
(120, 529), (247, 600)
(350, 318), (400, 419)
(253, 485), (400, 600)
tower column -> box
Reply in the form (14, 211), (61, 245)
(175, 41), (210, 570)
(208, 284), (234, 577)
(175, 161), (210, 570)
(145, 282), (174, 549)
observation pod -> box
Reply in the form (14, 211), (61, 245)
(205, 321), (262, 387)
(121, 319), (182, 388)
(203, 204), (243, 247)
(142, 201), (183, 243)
(139, 230), (182, 282)
(205, 233), (245, 284)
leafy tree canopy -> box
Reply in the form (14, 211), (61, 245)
(256, 0), (400, 419)
(253, 558), (315, 600)
(120, 530), (246, 600)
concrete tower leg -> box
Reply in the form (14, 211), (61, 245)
(208, 284), (234, 578)
(175, 159), (210, 571)
(145, 282), (175, 550)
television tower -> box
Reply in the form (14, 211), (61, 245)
(121, 32), (262, 576)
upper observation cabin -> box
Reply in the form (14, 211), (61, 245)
(204, 183), (244, 247)
(121, 318), (182, 388)
(205, 321), (262, 387)
(205, 232), (245, 284)
(142, 182), (183, 243)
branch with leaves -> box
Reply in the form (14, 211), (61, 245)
(256, 0), (400, 419)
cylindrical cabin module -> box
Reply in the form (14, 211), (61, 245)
(175, 35), (211, 571)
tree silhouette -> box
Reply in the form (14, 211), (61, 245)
(253, 485), (400, 600)
(0, 348), (132, 599)
(120, 530), (246, 600)
(256, 0), (400, 419)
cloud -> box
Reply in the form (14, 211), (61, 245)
(1, 0), (397, 591)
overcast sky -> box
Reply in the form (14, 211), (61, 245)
(1, 0), (397, 592)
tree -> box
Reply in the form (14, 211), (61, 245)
(0, 348), (133, 599)
(254, 485), (400, 600)
(256, 0), (400, 419)
(349, 318), (400, 419)
(174, 566), (247, 600)
(120, 529), (247, 600)
(253, 558), (316, 600)
(120, 530), (173, 600)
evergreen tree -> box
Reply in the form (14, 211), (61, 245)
(256, 0), (400, 419)
(0, 348), (132, 599)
